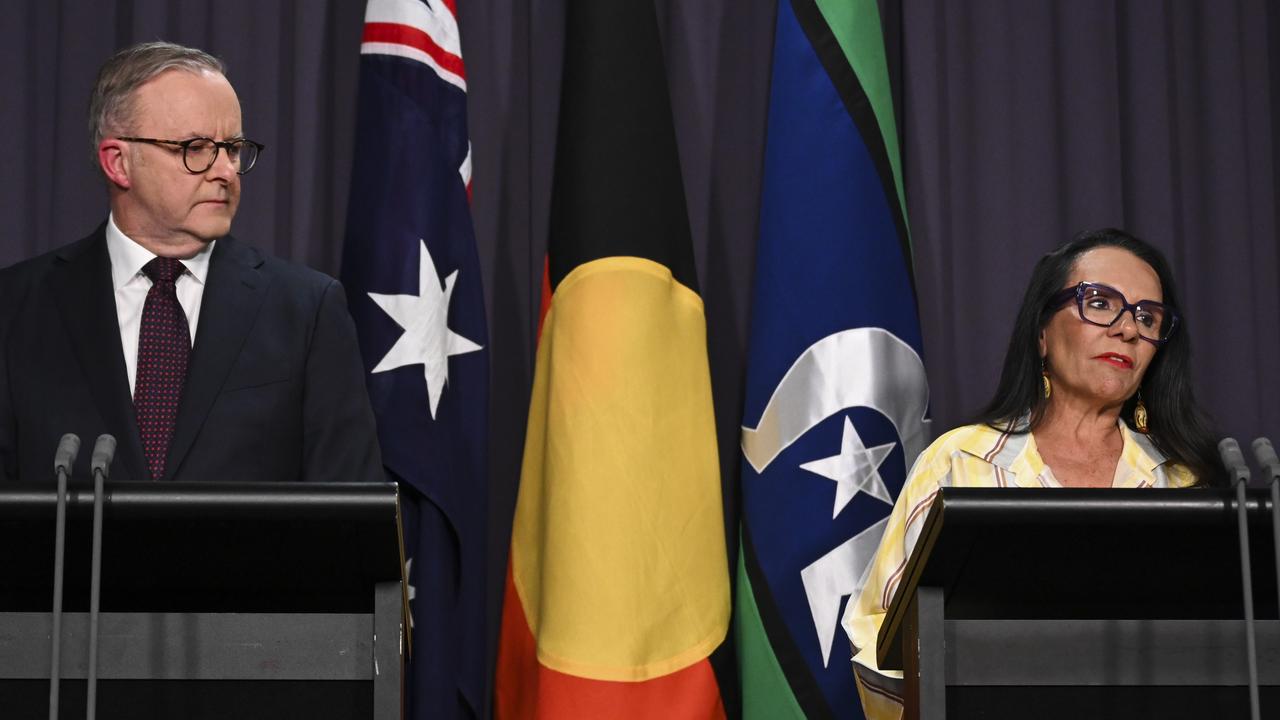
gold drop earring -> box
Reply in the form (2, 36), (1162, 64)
(1041, 358), (1051, 399)
(1134, 390), (1149, 433)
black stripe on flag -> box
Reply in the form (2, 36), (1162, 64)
(789, 0), (915, 296)
(742, 518), (837, 720)
(547, 0), (699, 294)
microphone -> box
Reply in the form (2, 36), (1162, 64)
(53, 433), (81, 479)
(86, 434), (115, 720)
(1219, 438), (1252, 485)
(49, 433), (78, 720)
(1254, 437), (1280, 674)
(90, 434), (117, 480)
(1252, 438), (1280, 481)
(1219, 437), (1261, 720)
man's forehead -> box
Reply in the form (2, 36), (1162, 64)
(137, 67), (233, 94)
(131, 68), (242, 134)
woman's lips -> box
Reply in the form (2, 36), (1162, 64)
(1094, 353), (1134, 369)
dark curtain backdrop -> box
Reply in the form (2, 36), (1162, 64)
(3, 0), (1278, 715)
(904, 0), (1280, 455)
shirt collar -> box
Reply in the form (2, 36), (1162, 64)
(105, 213), (215, 289)
(957, 420), (1039, 476)
(1117, 421), (1169, 474)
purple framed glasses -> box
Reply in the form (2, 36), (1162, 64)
(1047, 281), (1179, 345)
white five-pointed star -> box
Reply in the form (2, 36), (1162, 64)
(368, 239), (483, 418)
(405, 556), (416, 629)
(800, 416), (895, 518)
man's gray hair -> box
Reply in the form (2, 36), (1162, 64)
(88, 41), (226, 157)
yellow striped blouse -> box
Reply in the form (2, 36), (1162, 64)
(840, 420), (1197, 719)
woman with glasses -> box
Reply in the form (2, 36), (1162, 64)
(841, 228), (1226, 719)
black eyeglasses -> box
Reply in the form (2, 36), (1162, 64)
(117, 136), (265, 175)
(1048, 281), (1179, 345)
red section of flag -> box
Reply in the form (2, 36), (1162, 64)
(362, 22), (466, 81)
(535, 257), (552, 341)
(494, 564), (726, 719)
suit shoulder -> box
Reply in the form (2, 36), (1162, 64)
(1, 233), (103, 323)
(219, 236), (341, 297)
(2, 241), (72, 284)
(261, 254), (340, 292)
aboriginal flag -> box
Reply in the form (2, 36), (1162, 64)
(493, 0), (730, 716)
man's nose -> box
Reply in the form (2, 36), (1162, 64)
(205, 146), (238, 180)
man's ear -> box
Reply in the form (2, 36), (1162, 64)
(98, 140), (131, 189)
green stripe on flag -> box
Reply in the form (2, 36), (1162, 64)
(735, 542), (806, 720)
(813, 0), (909, 240)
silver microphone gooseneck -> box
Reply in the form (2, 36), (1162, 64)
(1220, 437), (1261, 720)
(49, 433), (80, 720)
(85, 433), (117, 720)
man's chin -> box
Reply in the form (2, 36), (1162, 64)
(186, 218), (234, 243)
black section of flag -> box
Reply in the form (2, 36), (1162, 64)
(742, 519), (836, 720)
(547, 0), (699, 294)
(790, 0), (914, 295)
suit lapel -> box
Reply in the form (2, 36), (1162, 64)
(47, 228), (149, 483)
(163, 236), (269, 481)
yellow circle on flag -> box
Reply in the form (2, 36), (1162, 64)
(510, 257), (730, 682)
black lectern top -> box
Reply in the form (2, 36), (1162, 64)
(877, 487), (1278, 670)
(0, 481), (403, 613)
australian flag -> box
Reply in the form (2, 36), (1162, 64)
(341, 1), (488, 718)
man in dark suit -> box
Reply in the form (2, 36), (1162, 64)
(0, 41), (383, 484)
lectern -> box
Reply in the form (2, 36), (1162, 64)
(878, 488), (1280, 719)
(0, 482), (406, 720)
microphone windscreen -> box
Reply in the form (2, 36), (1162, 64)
(53, 433), (81, 475)
(90, 434), (117, 479)
(1252, 437), (1280, 479)
(1218, 437), (1251, 484)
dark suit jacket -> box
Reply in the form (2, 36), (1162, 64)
(0, 225), (384, 484)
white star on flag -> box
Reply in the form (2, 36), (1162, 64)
(368, 238), (483, 418)
(800, 416), (895, 518)
(404, 557), (416, 628)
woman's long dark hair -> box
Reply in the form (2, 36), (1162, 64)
(975, 228), (1225, 486)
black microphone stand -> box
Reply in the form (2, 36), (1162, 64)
(85, 434), (116, 720)
(1220, 437), (1261, 720)
(49, 433), (80, 720)
(1250, 438), (1280, 636)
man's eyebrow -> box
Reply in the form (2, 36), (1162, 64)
(177, 132), (246, 140)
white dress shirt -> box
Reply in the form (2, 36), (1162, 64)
(104, 214), (214, 397)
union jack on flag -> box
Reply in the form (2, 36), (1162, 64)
(341, 0), (489, 717)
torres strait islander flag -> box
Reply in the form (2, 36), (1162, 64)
(341, 0), (488, 718)
(736, 0), (930, 718)
(493, 0), (730, 717)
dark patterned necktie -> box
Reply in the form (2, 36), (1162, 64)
(134, 257), (190, 480)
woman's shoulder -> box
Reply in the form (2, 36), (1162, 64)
(915, 422), (1013, 465)
(1163, 462), (1199, 488)
(900, 422), (1017, 491)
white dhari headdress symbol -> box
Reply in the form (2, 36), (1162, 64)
(741, 327), (931, 667)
